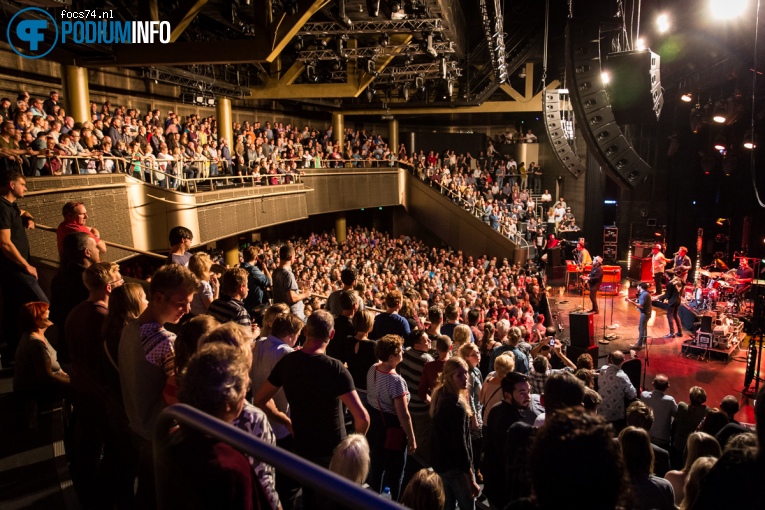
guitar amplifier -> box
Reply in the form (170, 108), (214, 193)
(628, 257), (652, 282)
(696, 332), (712, 348)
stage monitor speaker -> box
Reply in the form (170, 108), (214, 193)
(543, 90), (586, 179)
(566, 19), (656, 189)
(570, 312), (595, 348)
(605, 50), (663, 125)
(567, 344), (600, 368)
(700, 313), (715, 334)
(548, 247), (563, 267)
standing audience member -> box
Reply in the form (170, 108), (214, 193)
(271, 244), (309, 321)
(369, 290), (411, 340)
(663, 432), (721, 506)
(671, 386), (710, 469)
(208, 267), (255, 331)
(0, 169), (47, 361)
(328, 434), (371, 486)
(419, 335), (452, 405)
(479, 351), (516, 425)
(13, 302), (69, 408)
(326, 290), (357, 361)
(365, 334), (416, 500)
(344, 310), (378, 407)
(55, 201), (107, 256)
(598, 350), (637, 431)
(430, 357), (481, 510)
(640, 374), (678, 449)
(250, 313), (304, 510)
(188, 252), (219, 315)
(625, 401), (671, 477)
(397, 329), (434, 466)
(618, 426), (675, 510)
(241, 246), (271, 314)
(327, 268), (363, 317)
(167, 226), (193, 266)
(253, 310), (369, 508)
(525, 409), (626, 509)
(119, 264), (197, 508)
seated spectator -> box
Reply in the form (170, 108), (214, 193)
(698, 408), (729, 437)
(156, 344), (269, 510)
(618, 426), (675, 510)
(400, 468), (445, 510)
(664, 431), (721, 505)
(328, 434), (370, 485)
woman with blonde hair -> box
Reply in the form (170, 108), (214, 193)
(679, 456), (717, 510)
(664, 431), (721, 505)
(188, 252), (219, 315)
(260, 303), (290, 338)
(479, 351), (515, 425)
(430, 357), (481, 510)
(459, 342), (484, 483)
(329, 434), (370, 485)
(452, 324), (472, 353)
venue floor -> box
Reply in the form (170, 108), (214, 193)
(551, 279), (759, 425)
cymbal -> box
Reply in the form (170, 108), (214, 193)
(715, 259), (729, 270)
(697, 269), (713, 278)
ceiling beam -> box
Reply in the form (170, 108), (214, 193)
(341, 80), (560, 116)
(265, 0), (332, 63)
(168, 0), (209, 43)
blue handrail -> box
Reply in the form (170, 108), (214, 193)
(154, 404), (403, 509)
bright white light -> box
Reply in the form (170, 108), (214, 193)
(601, 72), (610, 85)
(710, 0), (748, 19)
(636, 38), (646, 51)
(744, 141), (756, 149)
(681, 93), (693, 102)
(713, 114), (726, 123)
(656, 14), (670, 33)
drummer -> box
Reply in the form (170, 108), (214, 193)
(735, 258), (754, 294)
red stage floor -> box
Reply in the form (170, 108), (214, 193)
(551, 281), (759, 424)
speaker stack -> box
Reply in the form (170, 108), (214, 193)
(568, 311), (598, 362)
(543, 89), (586, 179)
(566, 20), (662, 189)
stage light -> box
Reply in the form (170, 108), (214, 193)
(636, 38), (646, 51)
(714, 137), (727, 151)
(744, 131), (757, 149)
(710, 0), (748, 20)
(601, 72), (610, 85)
(656, 14), (670, 33)
(681, 93), (693, 102)
(713, 102), (727, 123)
(716, 217), (729, 226)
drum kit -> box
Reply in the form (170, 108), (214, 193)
(689, 268), (750, 313)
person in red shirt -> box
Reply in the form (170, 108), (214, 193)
(419, 335), (452, 404)
(56, 201), (106, 256)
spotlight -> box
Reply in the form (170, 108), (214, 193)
(636, 38), (646, 51)
(690, 107), (704, 134)
(714, 137), (727, 151)
(601, 72), (610, 85)
(195, 95), (204, 103)
(680, 93), (693, 102)
(207, 97), (215, 106)
(403, 86), (410, 101)
(656, 14), (670, 33)
(712, 102), (727, 123)
(710, 0), (748, 20)
(744, 131), (757, 149)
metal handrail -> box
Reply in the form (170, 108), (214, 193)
(154, 404), (402, 509)
(34, 223), (167, 260)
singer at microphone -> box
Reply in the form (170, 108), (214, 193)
(668, 246), (692, 283)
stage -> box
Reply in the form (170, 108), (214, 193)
(548, 280), (759, 424)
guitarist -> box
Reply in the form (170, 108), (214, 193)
(583, 256), (603, 314)
(629, 282), (652, 350)
(668, 246), (692, 283)
(657, 277), (684, 339)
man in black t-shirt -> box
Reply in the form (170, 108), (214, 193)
(0, 169), (47, 359)
(254, 309), (369, 466)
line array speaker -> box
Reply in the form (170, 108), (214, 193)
(543, 90), (586, 178)
(565, 20), (655, 189)
(606, 50), (664, 124)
